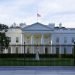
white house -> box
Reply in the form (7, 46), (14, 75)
(4, 22), (75, 54)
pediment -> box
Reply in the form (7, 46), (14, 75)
(22, 22), (53, 31)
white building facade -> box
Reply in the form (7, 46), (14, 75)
(4, 22), (75, 54)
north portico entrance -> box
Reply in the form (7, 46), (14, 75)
(23, 33), (51, 54)
(22, 22), (53, 54)
(23, 33), (51, 45)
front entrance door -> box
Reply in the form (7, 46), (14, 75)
(45, 47), (48, 54)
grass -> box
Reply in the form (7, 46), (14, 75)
(0, 58), (74, 66)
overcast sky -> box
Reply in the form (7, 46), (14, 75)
(0, 0), (75, 28)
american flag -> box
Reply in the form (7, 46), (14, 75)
(37, 13), (41, 17)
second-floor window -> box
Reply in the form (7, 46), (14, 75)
(72, 37), (75, 43)
(16, 37), (19, 43)
(64, 37), (67, 43)
(16, 47), (18, 54)
(56, 37), (59, 43)
(8, 37), (11, 42)
(8, 47), (11, 54)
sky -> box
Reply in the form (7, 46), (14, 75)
(0, 0), (75, 28)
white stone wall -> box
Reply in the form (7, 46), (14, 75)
(51, 29), (75, 54)
(6, 28), (22, 45)
(5, 28), (23, 54)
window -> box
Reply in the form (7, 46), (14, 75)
(16, 47), (18, 54)
(8, 47), (11, 53)
(16, 37), (19, 43)
(64, 37), (67, 43)
(0, 49), (3, 54)
(45, 47), (48, 54)
(27, 37), (30, 44)
(27, 48), (30, 54)
(56, 37), (59, 43)
(8, 37), (11, 42)
(64, 47), (66, 54)
(72, 37), (75, 43)
(56, 47), (59, 54)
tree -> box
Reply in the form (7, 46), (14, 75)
(0, 24), (9, 53)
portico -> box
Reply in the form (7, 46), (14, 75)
(23, 33), (52, 54)
(23, 33), (51, 45)
(22, 23), (53, 54)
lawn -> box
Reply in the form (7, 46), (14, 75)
(0, 58), (74, 66)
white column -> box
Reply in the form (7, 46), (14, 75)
(41, 34), (44, 45)
(21, 33), (22, 53)
(50, 35), (52, 54)
(21, 33), (23, 45)
(31, 34), (34, 45)
(59, 45), (61, 54)
(21, 33), (24, 53)
(31, 34), (34, 53)
(41, 34), (44, 54)
(22, 33), (24, 45)
(10, 46), (13, 54)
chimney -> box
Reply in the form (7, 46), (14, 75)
(20, 23), (26, 28)
(48, 23), (55, 29)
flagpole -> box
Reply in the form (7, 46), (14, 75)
(36, 8), (41, 23)
(37, 14), (38, 22)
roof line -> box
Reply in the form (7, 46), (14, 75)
(22, 22), (52, 30)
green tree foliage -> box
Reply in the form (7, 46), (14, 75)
(0, 24), (9, 53)
(0, 24), (8, 31)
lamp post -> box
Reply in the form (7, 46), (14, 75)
(24, 42), (25, 65)
(73, 41), (75, 66)
(0, 36), (1, 52)
(24, 42), (25, 54)
(35, 44), (39, 60)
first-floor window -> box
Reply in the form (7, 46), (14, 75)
(27, 48), (30, 54)
(45, 47), (48, 54)
(16, 47), (18, 54)
(0, 49), (3, 54)
(8, 47), (11, 54)
(56, 47), (59, 54)
(64, 47), (66, 54)
(66, 46), (72, 54)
